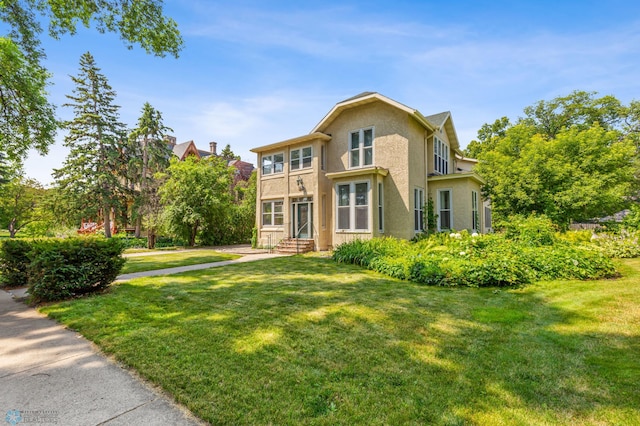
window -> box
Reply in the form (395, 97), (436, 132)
(414, 188), (424, 232)
(336, 181), (369, 231)
(321, 194), (327, 229)
(434, 137), (449, 175)
(262, 153), (284, 175)
(320, 144), (326, 171)
(485, 206), (492, 229)
(438, 189), (452, 231)
(471, 191), (479, 232)
(378, 183), (384, 232)
(349, 128), (373, 168)
(262, 200), (283, 227)
(290, 146), (312, 170)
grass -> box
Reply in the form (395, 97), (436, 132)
(120, 249), (241, 274)
(40, 257), (640, 425)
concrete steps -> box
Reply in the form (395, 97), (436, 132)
(276, 238), (315, 254)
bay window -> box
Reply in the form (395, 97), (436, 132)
(336, 181), (369, 231)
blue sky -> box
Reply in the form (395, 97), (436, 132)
(14, 0), (640, 184)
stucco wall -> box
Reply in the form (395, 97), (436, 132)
(428, 176), (484, 232)
(323, 101), (418, 241)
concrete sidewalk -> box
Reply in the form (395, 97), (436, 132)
(116, 251), (288, 281)
(0, 289), (204, 425)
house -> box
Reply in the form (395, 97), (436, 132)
(165, 136), (255, 182)
(251, 92), (490, 251)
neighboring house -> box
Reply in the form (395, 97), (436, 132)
(165, 136), (255, 182)
(251, 92), (489, 251)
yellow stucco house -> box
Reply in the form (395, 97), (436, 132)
(251, 92), (490, 251)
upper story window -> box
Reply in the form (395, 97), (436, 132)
(434, 137), (449, 175)
(262, 153), (284, 175)
(290, 146), (312, 171)
(349, 128), (373, 168)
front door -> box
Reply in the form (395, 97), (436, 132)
(293, 202), (312, 239)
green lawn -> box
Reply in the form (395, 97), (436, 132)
(120, 250), (240, 274)
(41, 257), (640, 425)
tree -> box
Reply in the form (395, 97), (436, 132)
(0, 176), (44, 237)
(53, 52), (127, 238)
(220, 143), (240, 161)
(127, 102), (172, 238)
(521, 90), (623, 138)
(472, 92), (639, 227)
(464, 117), (510, 158)
(0, 0), (183, 164)
(0, 37), (56, 163)
(0, 152), (13, 185)
(159, 156), (232, 246)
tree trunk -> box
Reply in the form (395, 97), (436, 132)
(189, 224), (197, 247)
(147, 230), (156, 249)
(136, 136), (149, 240)
(104, 206), (112, 238)
(134, 215), (142, 238)
(8, 218), (16, 238)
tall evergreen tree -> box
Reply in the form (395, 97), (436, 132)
(128, 102), (172, 239)
(53, 51), (126, 238)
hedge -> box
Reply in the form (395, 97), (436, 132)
(0, 238), (125, 302)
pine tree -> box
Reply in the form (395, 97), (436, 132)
(53, 52), (126, 238)
(127, 102), (172, 240)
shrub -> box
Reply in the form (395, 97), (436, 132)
(0, 239), (32, 288)
(497, 214), (558, 246)
(593, 230), (640, 258)
(112, 233), (148, 249)
(332, 228), (618, 288)
(28, 238), (126, 302)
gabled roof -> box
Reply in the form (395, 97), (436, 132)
(172, 140), (200, 160)
(424, 111), (450, 128)
(425, 111), (461, 152)
(311, 92), (436, 134)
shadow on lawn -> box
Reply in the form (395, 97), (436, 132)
(43, 256), (640, 425)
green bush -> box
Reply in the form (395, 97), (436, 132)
(0, 239), (32, 288)
(28, 238), (125, 302)
(497, 214), (558, 246)
(112, 233), (148, 249)
(593, 231), (640, 258)
(332, 225), (618, 288)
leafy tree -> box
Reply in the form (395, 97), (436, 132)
(0, 176), (44, 237)
(0, 152), (13, 184)
(464, 117), (510, 158)
(0, 37), (56, 163)
(127, 102), (172, 238)
(521, 90), (623, 138)
(473, 92), (639, 227)
(53, 51), (127, 238)
(0, 0), (183, 164)
(159, 156), (232, 246)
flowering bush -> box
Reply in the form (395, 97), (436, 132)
(332, 220), (617, 287)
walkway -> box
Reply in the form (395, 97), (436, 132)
(117, 250), (287, 281)
(0, 247), (288, 425)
